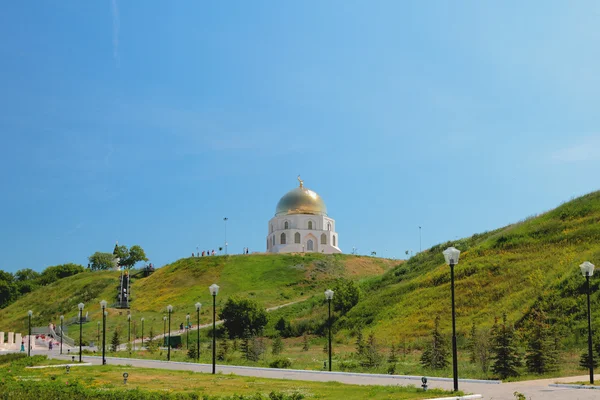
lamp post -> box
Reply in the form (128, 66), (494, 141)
(325, 289), (334, 371)
(580, 261), (595, 384)
(59, 315), (64, 355)
(27, 310), (32, 357)
(186, 314), (190, 349)
(209, 284), (220, 374)
(163, 316), (166, 348)
(167, 305), (173, 361)
(141, 318), (145, 350)
(100, 300), (107, 365)
(195, 303), (202, 361)
(127, 314), (131, 353)
(443, 246), (461, 392)
(224, 217), (228, 255)
(78, 303), (84, 362)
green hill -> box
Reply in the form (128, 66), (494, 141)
(269, 191), (600, 348)
(0, 253), (395, 343)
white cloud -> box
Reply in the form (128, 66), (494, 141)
(552, 136), (600, 163)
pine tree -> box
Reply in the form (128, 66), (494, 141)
(387, 343), (398, 364)
(241, 328), (251, 360)
(362, 333), (382, 368)
(248, 336), (265, 361)
(302, 333), (310, 351)
(355, 329), (365, 357)
(468, 321), (477, 363)
(272, 335), (284, 356)
(525, 309), (559, 373)
(218, 328), (230, 361)
(420, 316), (449, 370)
(110, 329), (120, 352)
(490, 314), (521, 379)
(323, 341), (328, 355)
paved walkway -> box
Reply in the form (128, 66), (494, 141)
(45, 352), (598, 400)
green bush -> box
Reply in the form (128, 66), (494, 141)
(269, 358), (293, 369)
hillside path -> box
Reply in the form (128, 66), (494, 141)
(46, 352), (598, 400)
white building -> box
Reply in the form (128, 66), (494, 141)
(266, 178), (341, 254)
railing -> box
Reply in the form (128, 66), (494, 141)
(31, 326), (75, 347)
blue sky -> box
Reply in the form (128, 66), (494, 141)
(1, 1), (599, 272)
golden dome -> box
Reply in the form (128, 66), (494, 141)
(275, 178), (328, 217)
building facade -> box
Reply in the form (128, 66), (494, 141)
(266, 178), (341, 254)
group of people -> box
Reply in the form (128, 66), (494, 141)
(191, 248), (250, 257)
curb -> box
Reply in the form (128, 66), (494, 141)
(61, 355), (500, 384)
(549, 383), (600, 390)
(425, 396), (483, 400)
(27, 363), (93, 369)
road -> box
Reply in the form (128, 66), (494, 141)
(44, 352), (598, 400)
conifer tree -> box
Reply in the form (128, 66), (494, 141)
(468, 321), (477, 363)
(111, 329), (120, 352)
(362, 333), (382, 368)
(272, 334), (284, 356)
(241, 327), (251, 360)
(490, 314), (521, 379)
(302, 333), (310, 351)
(420, 316), (449, 370)
(387, 343), (398, 364)
(525, 309), (559, 373)
(355, 329), (365, 357)
(218, 328), (230, 361)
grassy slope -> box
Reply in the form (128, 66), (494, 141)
(338, 190), (600, 345)
(0, 253), (395, 343)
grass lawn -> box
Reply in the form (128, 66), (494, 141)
(3, 356), (456, 399)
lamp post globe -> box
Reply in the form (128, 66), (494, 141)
(442, 246), (461, 392)
(100, 300), (107, 365)
(580, 261), (595, 384)
(195, 303), (202, 361)
(77, 303), (84, 362)
(166, 305), (173, 361)
(324, 289), (334, 371)
(27, 310), (33, 357)
(59, 315), (64, 355)
(209, 284), (220, 374)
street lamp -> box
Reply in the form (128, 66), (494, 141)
(209, 284), (220, 374)
(127, 314), (131, 353)
(163, 316), (166, 347)
(443, 246), (461, 392)
(580, 261), (595, 384)
(59, 315), (64, 355)
(186, 314), (190, 349)
(141, 318), (145, 350)
(195, 302), (202, 361)
(324, 289), (334, 371)
(166, 305), (173, 361)
(27, 310), (32, 357)
(100, 300), (107, 365)
(78, 303), (84, 362)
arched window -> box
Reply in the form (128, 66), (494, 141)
(280, 232), (286, 245)
(272, 236), (275, 246)
(333, 235), (336, 246)
(307, 239), (314, 251)
(267, 239), (269, 249)
(295, 232), (301, 243)
(270, 225), (273, 233)
(321, 233), (327, 244)
(284, 221), (289, 229)
(327, 223), (331, 231)
(308, 221), (313, 230)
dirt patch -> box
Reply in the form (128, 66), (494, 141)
(342, 257), (400, 277)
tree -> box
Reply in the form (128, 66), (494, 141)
(420, 316), (449, 370)
(219, 297), (268, 338)
(272, 335), (284, 356)
(111, 329), (120, 352)
(302, 333), (310, 351)
(525, 309), (559, 373)
(468, 321), (477, 363)
(490, 314), (521, 379)
(332, 278), (360, 315)
(218, 328), (230, 361)
(89, 252), (117, 271)
(15, 269), (40, 282)
(187, 342), (198, 359)
(0, 280), (16, 308)
(39, 263), (84, 285)
(355, 329), (365, 357)
(146, 328), (158, 354)
(248, 336), (266, 362)
(362, 333), (383, 368)
(119, 245), (149, 269)
(275, 317), (293, 338)
(388, 344), (398, 364)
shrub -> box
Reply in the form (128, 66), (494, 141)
(269, 358), (292, 369)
